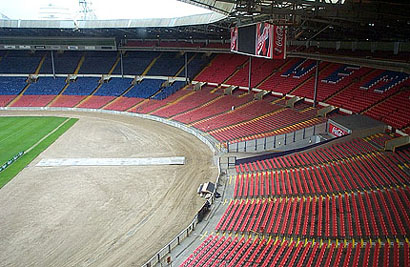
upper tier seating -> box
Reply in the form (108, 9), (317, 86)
(40, 51), (82, 74)
(79, 51), (117, 74)
(147, 52), (185, 76)
(328, 70), (410, 113)
(365, 90), (410, 129)
(111, 51), (159, 75)
(0, 51), (42, 74)
(258, 58), (321, 94)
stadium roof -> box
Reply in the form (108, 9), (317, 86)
(177, 0), (236, 15)
(0, 0), (409, 42)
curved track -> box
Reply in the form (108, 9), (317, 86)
(0, 110), (217, 267)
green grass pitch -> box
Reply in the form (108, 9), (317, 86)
(0, 116), (78, 188)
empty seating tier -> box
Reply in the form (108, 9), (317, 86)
(180, 235), (409, 267)
(195, 54), (248, 84)
(236, 137), (380, 173)
(216, 187), (410, 240)
(151, 86), (220, 118)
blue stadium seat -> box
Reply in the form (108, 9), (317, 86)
(0, 51), (42, 74)
(124, 79), (163, 98)
(41, 51), (82, 74)
(112, 51), (159, 75)
(322, 65), (357, 84)
(79, 51), (118, 74)
(152, 81), (185, 100)
(63, 77), (100, 95)
(24, 77), (66, 95)
(361, 71), (409, 93)
(0, 77), (27, 94)
(94, 78), (133, 96)
(147, 52), (185, 76)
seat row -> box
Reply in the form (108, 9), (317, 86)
(208, 107), (322, 143)
(216, 187), (410, 239)
(236, 137), (379, 173)
(234, 151), (410, 198)
(180, 235), (409, 267)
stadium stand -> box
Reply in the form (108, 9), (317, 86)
(151, 86), (221, 118)
(40, 51), (83, 74)
(124, 79), (164, 98)
(147, 52), (185, 77)
(111, 51), (159, 75)
(78, 51), (118, 74)
(24, 77), (66, 95)
(63, 77), (100, 95)
(103, 96), (143, 112)
(172, 90), (253, 124)
(225, 57), (286, 88)
(327, 69), (410, 113)
(0, 76), (27, 95)
(152, 81), (186, 100)
(94, 78), (133, 97)
(365, 89), (410, 129)
(180, 235), (408, 267)
(127, 87), (193, 114)
(195, 53), (248, 84)
(0, 51), (43, 74)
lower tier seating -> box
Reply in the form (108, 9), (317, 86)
(234, 149), (410, 198)
(9, 95), (55, 107)
(216, 187), (410, 239)
(180, 235), (409, 267)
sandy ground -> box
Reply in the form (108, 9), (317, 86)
(0, 110), (217, 267)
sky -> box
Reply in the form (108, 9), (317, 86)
(0, 0), (211, 20)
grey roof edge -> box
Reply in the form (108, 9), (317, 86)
(0, 12), (227, 29)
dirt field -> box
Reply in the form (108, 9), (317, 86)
(0, 110), (217, 267)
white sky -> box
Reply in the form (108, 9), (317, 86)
(0, 0), (211, 20)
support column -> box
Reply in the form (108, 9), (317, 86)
(120, 51), (124, 78)
(313, 60), (320, 107)
(248, 56), (252, 93)
(185, 52), (188, 85)
(50, 51), (56, 78)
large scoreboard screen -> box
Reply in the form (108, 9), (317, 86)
(231, 22), (286, 59)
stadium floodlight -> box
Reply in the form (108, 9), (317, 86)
(78, 0), (97, 20)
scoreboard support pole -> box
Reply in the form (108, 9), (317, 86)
(248, 56), (252, 92)
(313, 60), (320, 107)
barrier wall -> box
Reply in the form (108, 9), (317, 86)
(227, 122), (328, 153)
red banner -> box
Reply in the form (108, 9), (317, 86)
(255, 22), (273, 58)
(230, 26), (238, 52)
(272, 25), (286, 59)
(328, 123), (349, 137)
